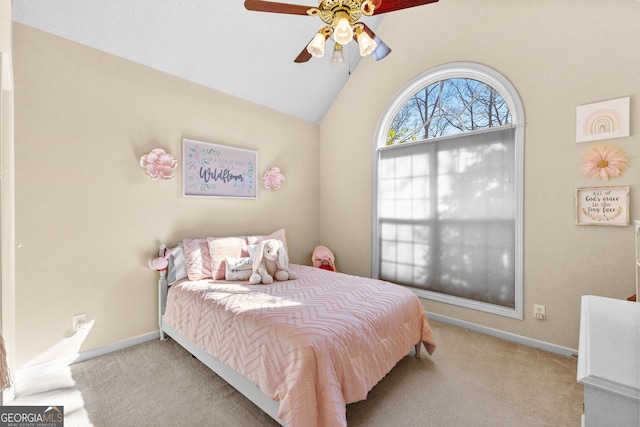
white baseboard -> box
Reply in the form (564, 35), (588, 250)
(14, 332), (160, 384)
(427, 312), (578, 357)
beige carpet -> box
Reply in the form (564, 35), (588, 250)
(9, 320), (583, 426)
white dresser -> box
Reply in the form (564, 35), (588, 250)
(577, 295), (640, 426)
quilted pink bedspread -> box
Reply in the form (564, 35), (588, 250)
(163, 264), (436, 427)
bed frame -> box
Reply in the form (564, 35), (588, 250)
(156, 246), (286, 426)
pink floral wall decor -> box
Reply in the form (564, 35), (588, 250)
(582, 144), (628, 181)
(263, 167), (286, 190)
(140, 148), (178, 180)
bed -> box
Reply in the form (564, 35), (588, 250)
(155, 231), (436, 427)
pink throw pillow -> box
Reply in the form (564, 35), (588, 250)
(246, 228), (288, 251)
(183, 238), (213, 280)
(207, 237), (248, 280)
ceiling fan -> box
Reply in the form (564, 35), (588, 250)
(244, 0), (439, 64)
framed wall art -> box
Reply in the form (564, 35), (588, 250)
(575, 186), (630, 226)
(576, 97), (630, 143)
(182, 138), (257, 198)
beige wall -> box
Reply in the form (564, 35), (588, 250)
(320, 0), (640, 350)
(13, 23), (320, 368)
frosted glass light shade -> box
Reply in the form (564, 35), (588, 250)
(307, 33), (326, 58)
(333, 17), (353, 45)
(357, 31), (377, 56)
(330, 43), (344, 66)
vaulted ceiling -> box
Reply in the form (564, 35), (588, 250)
(13, 0), (387, 123)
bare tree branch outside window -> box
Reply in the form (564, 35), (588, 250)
(387, 78), (512, 145)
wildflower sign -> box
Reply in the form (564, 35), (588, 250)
(183, 139), (257, 198)
(576, 186), (629, 226)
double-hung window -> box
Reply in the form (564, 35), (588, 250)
(372, 63), (524, 319)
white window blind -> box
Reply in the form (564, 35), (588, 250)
(378, 126), (516, 308)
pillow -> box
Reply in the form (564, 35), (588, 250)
(183, 238), (213, 280)
(246, 228), (288, 251)
(207, 237), (248, 280)
(167, 243), (187, 285)
(225, 257), (254, 281)
(246, 244), (258, 258)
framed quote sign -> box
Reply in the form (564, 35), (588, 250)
(575, 186), (630, 226)
(182, 138), (257, 198)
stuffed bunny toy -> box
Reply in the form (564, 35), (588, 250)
(149, 244), (170, 272)
(249, 239), (296, 284)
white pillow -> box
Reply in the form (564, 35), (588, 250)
(225, 257), (254, 281)
(246, 244), (258, 258)
(168, 243), (187, 285)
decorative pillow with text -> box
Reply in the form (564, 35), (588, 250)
(225, 257), (254, 281)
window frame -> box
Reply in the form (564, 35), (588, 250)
(371, 62), (525, 319)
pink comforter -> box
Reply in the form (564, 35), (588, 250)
(163, 264), (436, 427)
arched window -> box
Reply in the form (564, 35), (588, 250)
(372, 62), (524, 319)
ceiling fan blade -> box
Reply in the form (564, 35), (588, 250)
(244, 0), (311, 15)
(294, 46), (313, 63)
(374, 0), (439, 15)
(360, 23), (392, 61)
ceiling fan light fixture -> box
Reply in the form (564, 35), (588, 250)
(356, 29), (377, 56)
(245, 0), (441, 64)
(307, 32), (326, 57)
(332, 12), (354, 45)
(330, 43), (344, 66)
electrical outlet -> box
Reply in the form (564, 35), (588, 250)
(534, 304), (546, 320)
(72, 313), (87, 331)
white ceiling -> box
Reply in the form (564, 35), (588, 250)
(13, 0), (386, 123)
